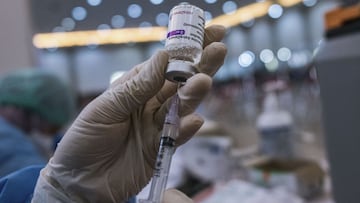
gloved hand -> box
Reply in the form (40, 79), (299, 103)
(32, 25), (227, 203)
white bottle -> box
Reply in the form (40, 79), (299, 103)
(256, 92), (295, 159)
(165, 3), (205, 83)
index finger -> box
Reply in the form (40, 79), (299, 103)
(203, 25), (226, 47)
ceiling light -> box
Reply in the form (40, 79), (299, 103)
(156, 13), (168, 26)
(139, 21), (152, 27)
(260, 49), (274, 63)
(303, 0), (317, 7)
(268, 4), (283, 19)
(72, 7), (87, 21)
(111, 15), (126, 28)
(150, 0), (164, 5)
(127, 4), (142, 18)
(238, 51), (255, 67)
(222, 1), (237, 14)
(277, 47), (292, 61)
(61, 18), (76, 31)
(97, 24), (111, 30)
(241, 18), (255, 28)
(204, 11), (213, 21)
(96, 24), (111, 37)
(265, 58), (279, 72)
(33, 27), (167, 48)
(52, 26), (65, 33)
(205, 0), (217, 4)
(288, 50), (311, 68)
(277, 0), (303, 7)
(87, 0), (102, 6)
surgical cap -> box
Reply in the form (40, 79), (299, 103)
(0, 69), (76, 127)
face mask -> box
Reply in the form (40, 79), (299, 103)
(30, 131), (55, 159)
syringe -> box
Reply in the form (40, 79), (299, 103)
(139, 93), (180, 203)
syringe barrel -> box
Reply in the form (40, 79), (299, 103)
(147, 136), (176, 203)
(141, 94), (180, 203)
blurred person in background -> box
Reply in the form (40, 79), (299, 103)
(0, 69), (76, 177)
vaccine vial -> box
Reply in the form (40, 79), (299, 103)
(256, 92), (295, 159)
(165, 3), (205, 83)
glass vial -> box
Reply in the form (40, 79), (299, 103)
(165, 3), (205, 83)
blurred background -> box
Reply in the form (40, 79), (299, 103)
(1, 0), (355, 202)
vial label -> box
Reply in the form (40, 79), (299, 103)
(166, 4), (205, 49)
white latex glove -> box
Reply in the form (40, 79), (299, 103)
(32, 25), (227, 203)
